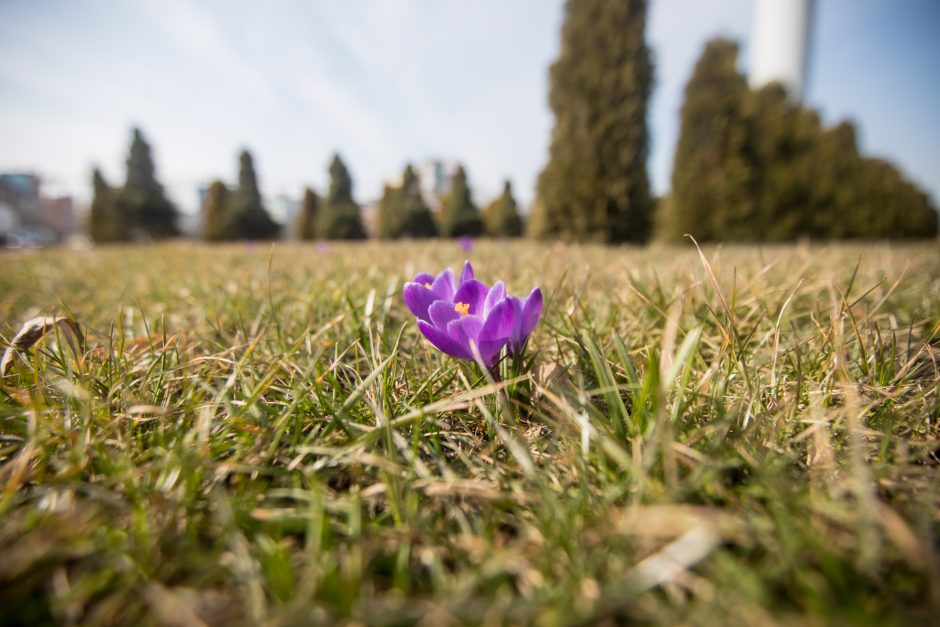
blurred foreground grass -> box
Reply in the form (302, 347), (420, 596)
(1, 240), (938, 625)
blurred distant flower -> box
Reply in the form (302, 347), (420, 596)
(403, 261), (540, 369)
(315, 240), (330, 253)
(458, 235), (474, 253)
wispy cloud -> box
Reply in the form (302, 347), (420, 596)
(139, 0), (280, 111)
(293, 72), (392, 161)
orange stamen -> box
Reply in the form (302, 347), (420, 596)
(424, 282), (432, 289)
(454, 302), (470, 316)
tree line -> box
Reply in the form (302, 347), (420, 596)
(529, 0), (936, 242)
(656, 38), (938, 241)
(89, 130), (525, 242)
(90, 0), (937, 244)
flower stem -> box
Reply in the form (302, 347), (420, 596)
(488, 364), (502, 383)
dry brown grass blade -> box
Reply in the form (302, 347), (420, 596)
(686, 235), (732, 321)
(1, 315), (84, 377)
(613, 504), (744, 542)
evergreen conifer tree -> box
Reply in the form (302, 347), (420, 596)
(89, 168), (126, 242)
(807, 121), (861, 239)
(118, 127), (178, 239)
(532, 0), (654, 242)
(319, 154), (366, 240)
(202, 180), (232, 241)
(376, 184), (402, 240)
(484, 180), (523, 237)
(895, 182), (938, 239)
(398, 164), (437, 238)
(895, 182), (939, 239)
(657, 37), (939, 242)
(296, 187), (320, 241)
(229, 150), (280, 240)
(850, 158), (938, 239)
(376, 164), (435, 239)
(659, 39), (751, 242)
(439, 165), (483, 237)
(744, 84), (819, 241)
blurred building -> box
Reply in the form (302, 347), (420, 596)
(750, 0), (815, 101)
(0, 173), (41, 215)
(0, 172), (75, 245)
(360, 197), (380, 238)
(415, 159), (459, 209)
(196, 184), (209, 213)
(39, 195), (75, 234)
(270, 193), (299, 238)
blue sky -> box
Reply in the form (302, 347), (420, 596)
(0, 0), (937, 216)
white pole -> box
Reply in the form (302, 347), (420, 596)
(749, 0), (815, 101)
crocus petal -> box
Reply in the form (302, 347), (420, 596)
(417, 320), (472, 360)
(478, 299), (515, 366)
(412, 272), (435, 286)
(453, 279), (489, 315)
(520, 288), (543, 338)
(479, 298), (514, 345)
(447, 315), (484, 343)
(429, 300), (460, 329)
(431, 268), (456, 301)
(403, 282), (438, 322)
(508, 295), (524, 346)
(481, 342), (509, 366)
(483, 281), (507, 317)
(448, 314), (494, 365)
(459, 261), (474, 285)
(446, 315), (483, 359)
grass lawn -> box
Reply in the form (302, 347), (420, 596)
(1, 240), (938, 625)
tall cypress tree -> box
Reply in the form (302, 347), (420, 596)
(532, 0), (654, 243)
(484, 180), (524, 237)
(398, 164), (437, 237)
(744, 84), (819, 241)
(807, 121), (860, 239)
(319, 154), (366, 240)
(296, 187), (320, 241)
(439, 165), (483, 237)
(377, 164), (435, 239)
(89, 168), (126, 242)
(119, 127), (178, 239)
(229, 150), (279, 240)
(659, 39), (751, 242)
(202, 180), (232, 241)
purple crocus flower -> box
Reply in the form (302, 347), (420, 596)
(458, 235), (474, 253)
(403, 262), (542, 368)
(403, 261), (475, 323)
